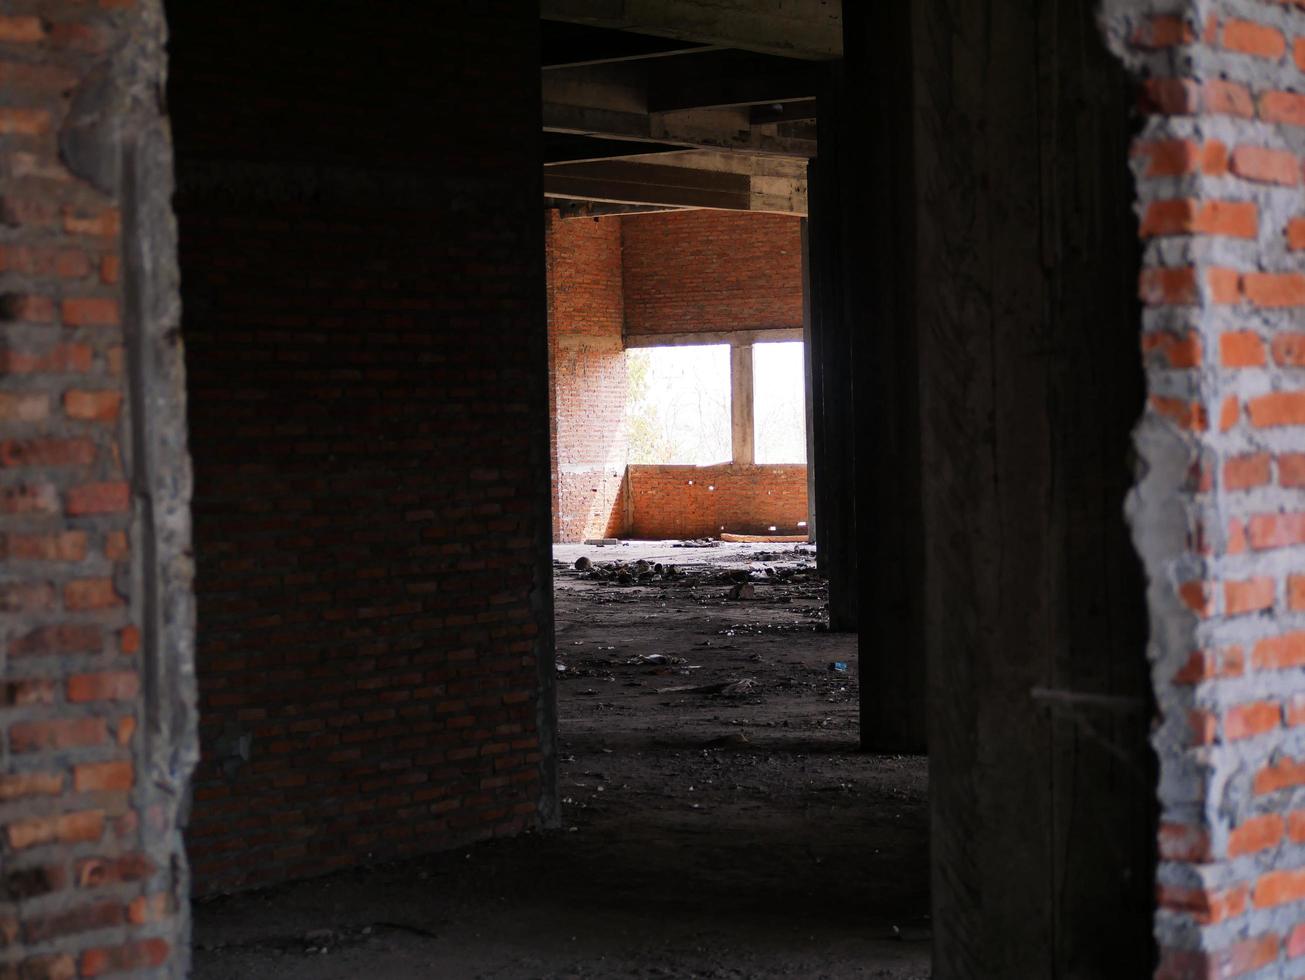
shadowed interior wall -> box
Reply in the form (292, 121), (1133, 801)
(166, 1), (556, 895)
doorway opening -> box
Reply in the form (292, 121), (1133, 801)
(541, 33), (931, 970)
(132, 2), (1155, 978)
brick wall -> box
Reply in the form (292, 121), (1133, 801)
(547, 209), (807, 542)
(0, 0), (194, 976)
(167, 2), (554, 896)
(621, 210), (803, 337)
(546, 214), (628, 542)
(1110, 2), (1305, 973)
(625, 464), (807, 540)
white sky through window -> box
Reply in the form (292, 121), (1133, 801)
(627, 345), (731, 465)
(754, 341), (807, 464)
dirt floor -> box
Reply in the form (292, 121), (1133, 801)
(191, 543), (931, 979)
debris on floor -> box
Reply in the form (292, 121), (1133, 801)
(720, 531), (809, 543)
(191, 541), (929, 980)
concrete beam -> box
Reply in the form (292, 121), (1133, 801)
(624, 327), (802, 347)
(625, 151), (809, 212)
(544, 160), (752, 210)
(547, 199), (689, 218)
(542, 20), (720, 68)
(545, 133), (687, 164)
(544, 63), (648, 114)
(541, 0), (843, 61)
(750, 173), (807, 215)
(751, 99), (819, 125)
(542, 100), (817, 158)
(543, 157), (807, 214)
(646, 51), (821, 112)
(646, 149), (808, 179)
(647, 150), (811, 213)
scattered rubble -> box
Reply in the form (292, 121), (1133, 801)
(657, 679), (758, 696)
(558, 545), (818, 605)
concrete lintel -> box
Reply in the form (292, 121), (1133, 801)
(552, 333), (626, 352)
(645, 150), (808, 179)
(548, 199), (690, 218)
(624, 327), (802, 348)
(544, 160), (806, 215)
(544, 159), (753, 211)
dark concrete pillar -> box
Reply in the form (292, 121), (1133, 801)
(842, 0), (1157, 974)
(836, 16), (928, 755)
(801, 219), (817, 544)
(807, 81), (857, 633)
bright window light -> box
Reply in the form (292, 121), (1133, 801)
(753, 341), (807, 464)
(627, 345), (731, 465)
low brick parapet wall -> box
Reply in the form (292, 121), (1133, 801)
(625, 463), (808, 540)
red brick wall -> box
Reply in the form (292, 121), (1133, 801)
(546, 214), (628, 542)
(1115, 3), (1305, 972)
(167, 2), (553, 895)
(547, 210), (809, 543)
(0, 1), (192, 975)
(626, 464), (808, 539)
(621, 211), (804, 337)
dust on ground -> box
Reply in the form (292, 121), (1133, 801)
(192, 542), (931, 980)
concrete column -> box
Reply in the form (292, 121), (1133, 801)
(730, 343), (755, 465)
(801, 219), (817, 543)
(835, 14), (925, 754)
(842, 0), (1155, 974)
(807, 124), (858, 633)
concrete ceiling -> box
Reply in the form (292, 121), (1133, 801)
(540, 1), (838, 216)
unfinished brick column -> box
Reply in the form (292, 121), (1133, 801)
(0, 1), (195, 977)
(546, 212), (628, 542)
(170, 2), (555, 894)
(1108, 1), (1305, 972)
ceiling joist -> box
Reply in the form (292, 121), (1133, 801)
(646, 51), (821, 113)
(546, 198), (690, 219)
(546, 160), (751, 211)
(540, 0), (842, 61)
(542, 20), (720, 68)
(538, 3), (823, 214)
(750, 99), (819, 125)
(544, 157), (807, 215)
(543, 101), (816, 158)
(544, 133), (687, 165)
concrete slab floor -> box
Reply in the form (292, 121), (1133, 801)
(191, 543), (930, 979)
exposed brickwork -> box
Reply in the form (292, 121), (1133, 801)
(0, 0), (188, 975)
(547, 210), (807, 543)
(1117, 2), (1305, 972)
(621, 211), (803, 337)
(625, 464), (807, 540)
(546, 214), (628, 543)
(167, 3), (553, 895)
